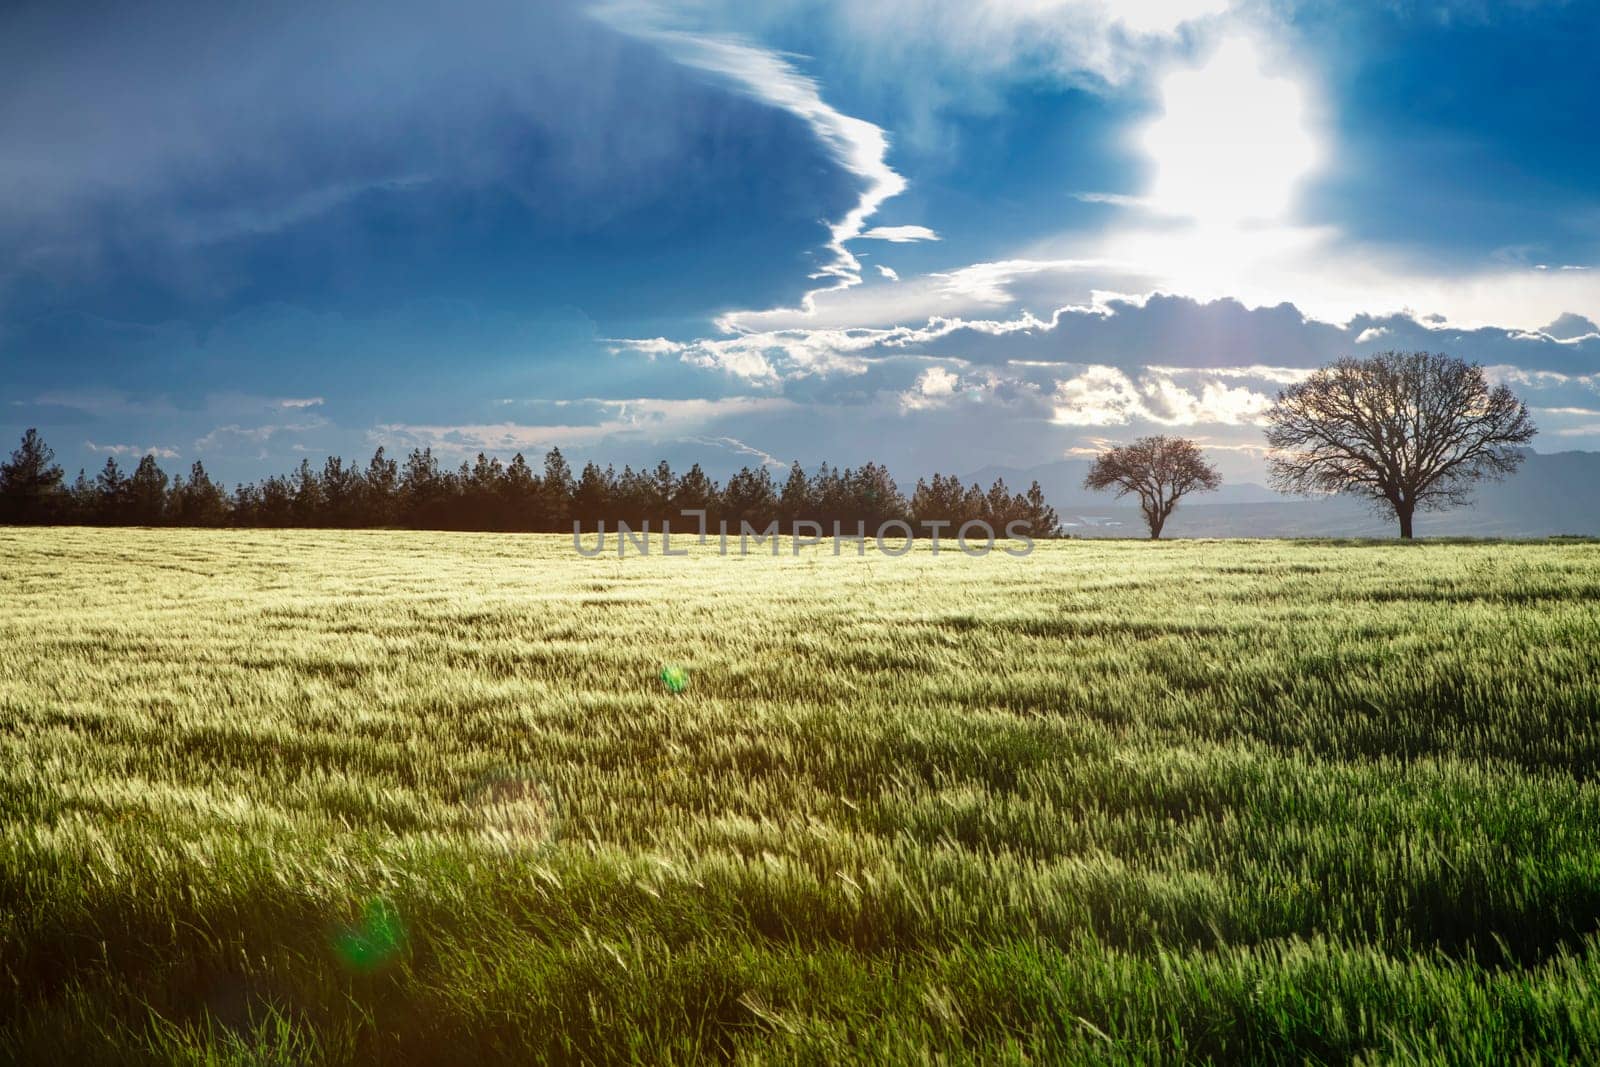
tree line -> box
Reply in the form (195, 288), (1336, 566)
(0, 431), (1061, 536)
(1, 352), (1537, 540)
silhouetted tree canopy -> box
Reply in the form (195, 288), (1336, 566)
(1083, 435), (1221, 539)
(0, 428), (65, 524)
(1, 429), (1062, 539)
(1264, 351), (1537, 538)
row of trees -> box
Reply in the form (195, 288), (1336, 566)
(0, 433), (1061, 536)
(1, 352), (1536, 540)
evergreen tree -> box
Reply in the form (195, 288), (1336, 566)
(96, 457), (130, 524)
(258, 475), (294, 527)
(540, 448), (574, 530)
(651, 460), (676, 518)
(722, 466), (779, 529)
(319, 456), (362, 527)
(173, 461), (229, 526)
(291, 459), (323, 526)
(780, 461), (812, 528)
(984, 478), (1016, 528)
(401, 448), (444, 527)
(614, 465), (654, 528)
(0, 428), (66, 524)
(363, 447), (399, 526)
(501, 452), (540, 530)
(66, 469), (96, 524)
(959, 482), (987, 528)
(231, 482), (262, 526)
(851, 463), (908, 526)
(127, 454), (170, 525)
(572, 462), (616, 529)
(1021, 480), (1060, 538)
(673, 463), (719, 525)
(810, 463), (845, 526)
(910, 473), (961, 528)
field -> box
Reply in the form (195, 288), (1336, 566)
(3, 527), (1600, 1064)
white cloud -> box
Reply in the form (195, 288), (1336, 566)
(876, 264), (900, 281)
(1027, 216), (1600, 332)
(899, 365), (965, 411)
(860, 225), (940, 243)
(1107, 0), (1234, 36)
(276, 397), (325, 409)
(611, 303), (1080, 382)
(687, 435), (789, 468)
(1147, 364), (1313, 385)
(193, 420), (326, 452)
(596, 3), (908, 319)
(1072, 192), (1148, 207)
(920, 366), (960, 397)
(371, 396), (798, 454)
(1050, 366), (1147, 425)
(83, 441), (180, 460)
(1051, 365), (1272, 426)
(682, 0), (1237, 98)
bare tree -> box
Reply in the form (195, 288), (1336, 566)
(1264, 351), (1536, 538)
(1083, 435), (1221, 539)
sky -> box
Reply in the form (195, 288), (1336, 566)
(2, 0), (1598, 487)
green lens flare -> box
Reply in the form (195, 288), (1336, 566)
(659, 665), (689, 693)
(333, 897), (405, 973)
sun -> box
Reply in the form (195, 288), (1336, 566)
(1140, 36), (1321, 227)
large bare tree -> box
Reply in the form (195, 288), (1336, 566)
(1083, 435), (1221, 539)
(1264, 351), (1536, 538)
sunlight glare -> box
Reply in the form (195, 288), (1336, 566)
(1140, 37), (1320, 226)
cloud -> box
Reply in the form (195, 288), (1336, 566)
(1539, 313), (1600, 342)
(0, 0), (856, 332)
(876, 264), (900, 281)
(193, 419), (327, 453)
(1072, 192), (1148, 207)
(919, 366), (959, 397)
(682, 256), (1129, 334)
(370, 396), (798, 455)
(645, 0), (1238, 117)
(597, 3), (910, 324)
(860, 225), (940, 243)
(686, 435), (789, 468)
(899, 365), (964, 411)
(1050, 365), (1272, 426)
(84, 441), (180, 460)
(276, 397), (325, 409)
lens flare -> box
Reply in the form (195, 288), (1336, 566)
(332, 898), (405, 973)
(660, 665), (689, 693)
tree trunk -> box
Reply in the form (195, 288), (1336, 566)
(1396, 502), (1415, 540)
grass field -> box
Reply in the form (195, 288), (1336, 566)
(3, 527), (1600, 1064)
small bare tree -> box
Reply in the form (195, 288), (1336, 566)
(1083, 435), (1221, 539)
(1264, 351), (1536, 538)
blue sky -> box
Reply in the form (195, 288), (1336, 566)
(3, 0), (1598, 485)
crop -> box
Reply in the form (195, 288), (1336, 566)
(3, 528), (1599, 1063)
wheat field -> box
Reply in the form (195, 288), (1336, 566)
(3, 527), (1600, 1063)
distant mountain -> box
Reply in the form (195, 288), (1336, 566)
(963, 451), (1600, 538)
(963, 459), (1284, 509)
